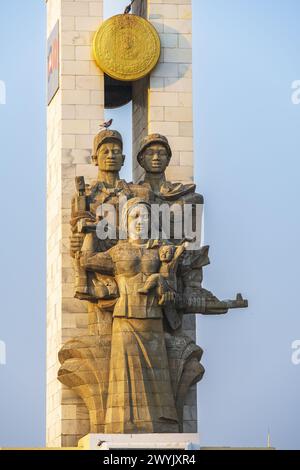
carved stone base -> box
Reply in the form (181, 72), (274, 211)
(78, 433), (200, 450)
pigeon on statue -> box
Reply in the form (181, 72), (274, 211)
(99, 118), (113, 130)
(124, 0), (135, 15)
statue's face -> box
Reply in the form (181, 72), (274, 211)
(127, 204), (150, 240)
(159, 246), (175, 262)
(96, 142), (124, 172)
(141, 144), (169, 174)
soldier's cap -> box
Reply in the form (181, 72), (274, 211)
(137, 134), (172, 164)
(93, 129), (123, 157)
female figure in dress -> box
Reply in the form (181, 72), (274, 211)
(82, 198), (179, 433)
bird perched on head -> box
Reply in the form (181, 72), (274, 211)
(99, 118), (113, 130)
(124, 0), (135, 15)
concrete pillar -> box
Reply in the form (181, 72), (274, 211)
(133, 0), (193, 185)
(46, 0), (104, 447)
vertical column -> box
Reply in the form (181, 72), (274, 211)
(132, 1), (149, 181)
(132, 0), (193, 185)
(46, 0), (104, 447)
(132, 0), (197, 433)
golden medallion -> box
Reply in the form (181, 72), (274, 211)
(93, 14), (161, 82)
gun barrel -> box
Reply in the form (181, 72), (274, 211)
(180, 293), (248, 315)
(223, 299), (248, 309)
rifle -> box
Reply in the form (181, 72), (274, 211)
(74, 176), (97, 234)
(182, 293), (248, 315)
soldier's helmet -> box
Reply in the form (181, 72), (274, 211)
(92, 129), (123, 159)
(137, 133), (172, 165)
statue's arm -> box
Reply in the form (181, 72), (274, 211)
(81, 250), (114, 275)
(169, 244), (186, 272)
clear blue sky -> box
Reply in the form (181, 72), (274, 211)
(0, 0), (300, 449)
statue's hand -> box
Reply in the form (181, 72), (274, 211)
(159, 291), (176, 306)
(70, 233), (85, 257)
(138, 286), (150, 295)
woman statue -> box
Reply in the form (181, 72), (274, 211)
(82, 198), (179, 434)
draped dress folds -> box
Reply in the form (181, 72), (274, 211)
(85, 241), (179, 433)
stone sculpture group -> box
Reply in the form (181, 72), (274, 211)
(58, 129), (247, 434)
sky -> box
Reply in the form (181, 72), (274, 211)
(0, 0), (300, 450)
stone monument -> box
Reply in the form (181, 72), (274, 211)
(46, 0), (247, 448)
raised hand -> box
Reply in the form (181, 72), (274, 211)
(70, 233), (85, 257)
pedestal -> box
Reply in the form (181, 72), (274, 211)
(78, 434), (200, 450)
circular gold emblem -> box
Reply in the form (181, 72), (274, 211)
(93, 14), (161, 82)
